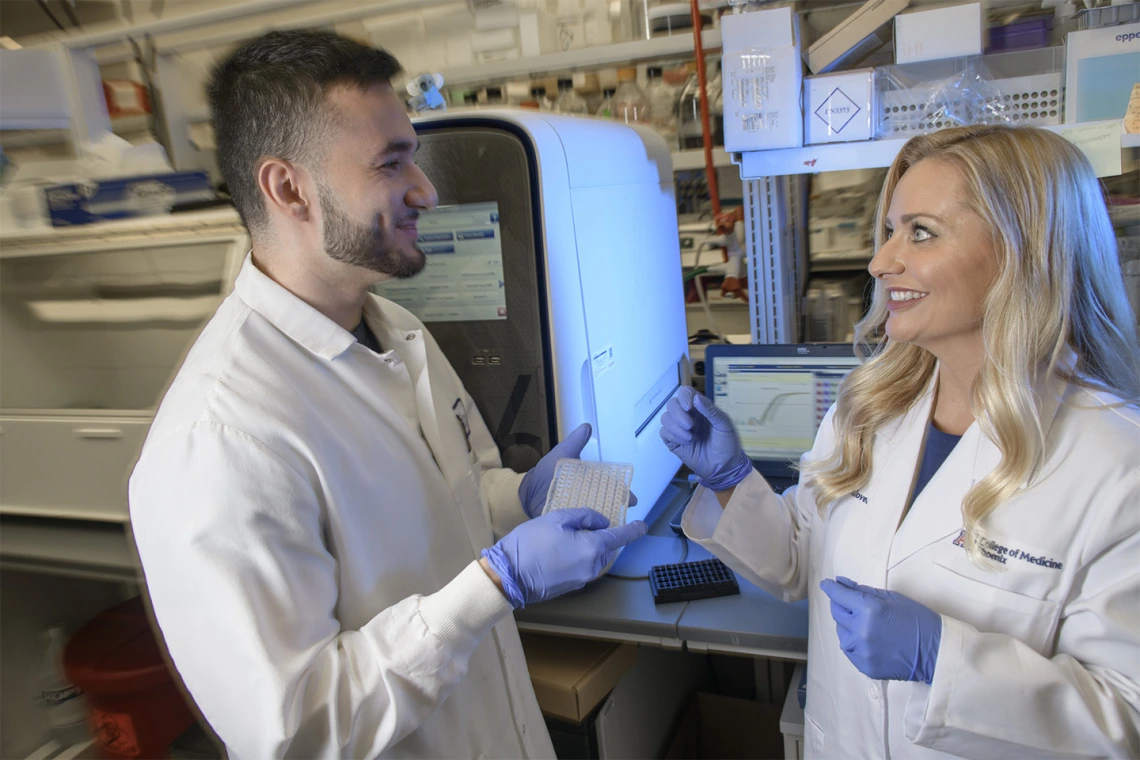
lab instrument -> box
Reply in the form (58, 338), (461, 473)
(402, 110), (688, 526)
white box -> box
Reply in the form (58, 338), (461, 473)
(807, 0), (909, 75)
(805, 69), (875, 144)
(895, 3), (983, 65)
(721, 7), (804, 152)
(1064, 21), (1140, 123)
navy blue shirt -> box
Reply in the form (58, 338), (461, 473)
(911, 422), (962, 504)
(352, 319), (383, 354)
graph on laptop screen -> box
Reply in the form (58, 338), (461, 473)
(705, 345), (860, 477)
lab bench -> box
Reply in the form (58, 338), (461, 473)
(516, 479), (810, 662)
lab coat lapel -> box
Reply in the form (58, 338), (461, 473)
(886, 421), (982, 570)
(864, 373), (937, 574)
(885, 364), (1070, 570)
(371, 313), (478, 499)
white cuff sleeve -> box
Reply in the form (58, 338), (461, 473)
(418, 561), (513, 657)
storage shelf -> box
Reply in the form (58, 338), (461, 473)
(739, 122), (1138, 178)
(0, 515), (137, 582)
(810, 259), (872, 273)
(671, 148), (734, 171)
(439, 29), (721, 87)
(686, 299), (748, 310)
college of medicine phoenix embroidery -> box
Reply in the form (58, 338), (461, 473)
(952, 530), (1063, 570)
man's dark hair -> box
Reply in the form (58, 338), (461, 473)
(208, 30), (402, 233)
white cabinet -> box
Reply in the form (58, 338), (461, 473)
(0, 211), (247, 521)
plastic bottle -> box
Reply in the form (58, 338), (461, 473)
(37, 627), (89, 746)
(677, 61), (723, 149)
(595, 87), (617, 118)
(484, 86), (505, 106)
(553, 78), (589, 115)
(611, 67), (650, 125)
(644, 65), (678, 143)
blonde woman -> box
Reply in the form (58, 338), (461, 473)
(660, 125), (1140, 758)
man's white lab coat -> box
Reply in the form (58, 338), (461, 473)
(684, 369), (1140, 758)
(129, 256), (555, 759)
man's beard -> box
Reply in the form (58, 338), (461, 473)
(318, 182), (425, 279)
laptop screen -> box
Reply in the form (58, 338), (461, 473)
(704, 344), (860, 479)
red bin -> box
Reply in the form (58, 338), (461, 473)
(62, 597), (197, 759)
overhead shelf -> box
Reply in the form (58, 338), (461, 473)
(0, 515), (137, 582)
(440, 29), (721, 87)
(671, 148), (733, 172)
(685, 299), (748, 310)
(739, 122), (1138, 179)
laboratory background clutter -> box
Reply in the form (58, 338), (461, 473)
(0, 0), (1138, 758)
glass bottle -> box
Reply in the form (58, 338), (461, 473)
(595, 87), (617, 118)
(37, 627), (89, 746)
(553, 78), (589, 115)
(530, 86), (552, 111)
(677, 62), (723, 149)
(644, 65), (678, 143)
(710, 62), (724, 147)
(611, 67), (650, 125)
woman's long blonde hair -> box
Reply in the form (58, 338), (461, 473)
(802, 125), (1140, 564)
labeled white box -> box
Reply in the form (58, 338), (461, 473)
(1064, 21), (1140, 123)
(895, 3), (983, 65)
(721, 7), (804, 152)
(805, 69), (875, 144)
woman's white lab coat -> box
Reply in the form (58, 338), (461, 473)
(129, 257), (554, 758)
(683, 369), (1140, 759)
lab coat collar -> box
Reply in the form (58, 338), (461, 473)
(886, 358), (1074, 570)
(233, 254), (358, 362)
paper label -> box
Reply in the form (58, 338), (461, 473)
(591, 345), (616, 378)
(1054, 120), (1122, 178)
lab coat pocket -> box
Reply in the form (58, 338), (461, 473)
(804, 713), (826, 757)
(931, 559), (1060, 653)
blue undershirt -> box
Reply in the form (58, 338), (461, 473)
(911, 422), (962, 504)
(352, 319), (383, 354)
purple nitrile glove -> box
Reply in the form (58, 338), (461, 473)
(820, 576), (943, 684)
(658, 386), (753, 491)
(518, 423), (637, 519)
(481, 508), (648, 608)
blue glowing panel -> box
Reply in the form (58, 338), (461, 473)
(373, 202), (506, 322)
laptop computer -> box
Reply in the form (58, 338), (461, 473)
(703, 343), (860, 492)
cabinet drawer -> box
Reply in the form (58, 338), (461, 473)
(0, 415), (151, 521)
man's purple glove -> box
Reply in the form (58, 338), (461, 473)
(481, 508), (648, 608)
(658, 386), (753, 491)
(518, 423), (637, 519)
(820, 576), (943, 684)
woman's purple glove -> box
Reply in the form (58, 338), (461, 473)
(820, 576), (943, 684)
(481, 508), (648, 608)
(658, 386), (753, 491)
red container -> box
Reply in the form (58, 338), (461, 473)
(62, 597), (196, 759)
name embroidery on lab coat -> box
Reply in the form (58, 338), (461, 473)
(851, 491), (869, 504)
(952, 530), (1063, 570)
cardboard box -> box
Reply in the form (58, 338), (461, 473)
(1064, 21), (1140, 124)
(895, 3), (983, 65)
(805, 69), (876, 144)
(43, 171), (213, 227)
(520, 634), (638, 723)
(721, 7), (804, 152)
(664, 692), (785, 759)
(807, 0), (909, 74)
